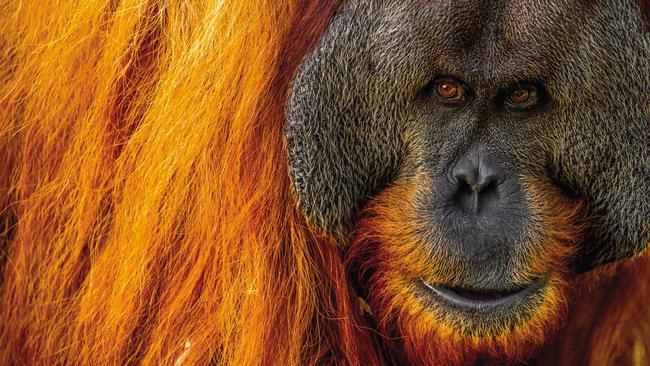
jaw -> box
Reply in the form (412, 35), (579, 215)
(347, 221), (578, 364)
(360, 269), (572, 366)
(348, 227), (575, 365)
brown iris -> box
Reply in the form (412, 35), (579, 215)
(435, 79), (465, 103)
(508, 88), (530, 104)
(438, 81), (458, 98)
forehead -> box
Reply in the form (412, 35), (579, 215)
(375, 0), (591, 84)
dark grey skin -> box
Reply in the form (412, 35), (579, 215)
(285, 0), (649, 288)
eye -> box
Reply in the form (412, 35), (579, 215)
(504, 85), (541, 109)
(432, 78), (467, 105)
(509, 89), (529, 104)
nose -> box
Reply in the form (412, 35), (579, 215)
(433, 149), (528, 269)
(451, 150), (506, 214)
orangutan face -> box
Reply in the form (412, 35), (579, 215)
(285, 0), (649, 362)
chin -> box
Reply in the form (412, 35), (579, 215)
(367, 272), (572, 365)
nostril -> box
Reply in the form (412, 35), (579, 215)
(454, 170), (498, 195)
(456, 177), (473, 196)
(455, 173), (472, 188)
(453, 162), (479, 188)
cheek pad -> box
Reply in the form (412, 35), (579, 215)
(284, 3), (404, 234)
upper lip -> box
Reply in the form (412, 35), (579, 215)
(421, 276), (547, 311)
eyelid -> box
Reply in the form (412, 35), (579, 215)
(432, 78), (469, 105)
(509, 88), (535, 103)
(503, 84), (543, 110)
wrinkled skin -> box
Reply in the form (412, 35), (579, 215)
(285, 0), (649, 362)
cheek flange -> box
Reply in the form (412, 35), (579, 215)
(283, 2), (404, 235)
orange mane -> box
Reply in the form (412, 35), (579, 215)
(0, 1), (647, 365)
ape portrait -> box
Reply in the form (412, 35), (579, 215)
(0, 0), (648, 365)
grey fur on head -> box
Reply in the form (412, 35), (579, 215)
(285, 0), (649, 271)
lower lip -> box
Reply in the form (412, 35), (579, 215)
(420, 276), (548, 312)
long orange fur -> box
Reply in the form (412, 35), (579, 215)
(0, 1), (648, 365)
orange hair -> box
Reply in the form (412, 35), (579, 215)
(0, 1), (648, 365)
(347, 176), (649, 365)
(0, 1), (365, 364)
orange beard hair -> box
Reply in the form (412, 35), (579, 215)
(345, 177), (584, 365)
(0, 1), (648, 365)
(346, 178), (650, 365)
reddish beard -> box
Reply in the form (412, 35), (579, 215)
(345, 178), (583, 365)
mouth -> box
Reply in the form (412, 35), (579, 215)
(420, 276), (548, 312)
